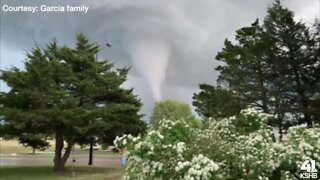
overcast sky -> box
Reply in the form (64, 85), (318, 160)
(1, 0), (319, 120)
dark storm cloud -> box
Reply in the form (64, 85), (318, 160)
(1, 0), (318, 118)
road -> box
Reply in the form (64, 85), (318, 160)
(0, 154), (121, 167)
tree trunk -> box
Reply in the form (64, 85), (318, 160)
(296, 81), (312, 127)
(53, 131), (74, 172)
(278, 119), (283, 141)
(88, 141), (93, 165)
(304, 114), (312, 128)
(54, 132), (64, 172)
(32, 148), (36, 154)
(291, 62), (312, 128)
(257, 60), (269, 114)
(297, 91), (312, 127)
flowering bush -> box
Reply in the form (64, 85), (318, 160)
(114, 118), (220, 180)
(114, 108), (319, 179)
(195, 108), (279, 179)
(276, 126), (320, 179)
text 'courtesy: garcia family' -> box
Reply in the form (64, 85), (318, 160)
(2, 5), (90, 13)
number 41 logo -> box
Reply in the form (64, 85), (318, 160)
(301, 160), (318, 172)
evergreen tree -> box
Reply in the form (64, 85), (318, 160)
(306, 20), (320, 124)
(263, 0), (318, 127)
(0, 34), (146, 171)
(18, 134), (50, 154)
(216, 19), (272, 112)
(192, 84), (244, 119)
(193, 0), (320, 135)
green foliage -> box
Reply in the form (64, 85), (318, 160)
(150, 99), (199, 129)
(0, 34), (146, 171)
(279, 126), (320, 176)
(193, 84), (244, 119)
(115, 118), (220, 180)
(195, 1), (320, 132)
(216, 18), (270, 112)
(116, 108), (319, 180)
(18, 134), (50, 151)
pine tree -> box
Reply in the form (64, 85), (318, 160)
(193, 0), (319, 135)
(215, 19), (271, 113)
(0, 34), (146, 171)
(192, 84), (244, 119)
(263, 1), (318, 127)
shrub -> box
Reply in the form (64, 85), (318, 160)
(114, 109), (319, 179)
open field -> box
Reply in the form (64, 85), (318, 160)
(0, 139), (121, 158)
(0, 155), (121, 167)
(1, 140), (123, 179)
(0, 166), (123, 180)
(0, 140), (55, 154)
(0, 140), (121, 167)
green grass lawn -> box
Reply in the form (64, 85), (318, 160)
(0, 166), (123, 180)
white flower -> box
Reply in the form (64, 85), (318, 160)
(158, 133), (164, 139)
(176, 142), (186, 154)
(134, 142), (142, 149)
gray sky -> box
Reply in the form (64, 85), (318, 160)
(1, 0), (319, 119)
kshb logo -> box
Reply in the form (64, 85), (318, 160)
(300, 160), (318, 179)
